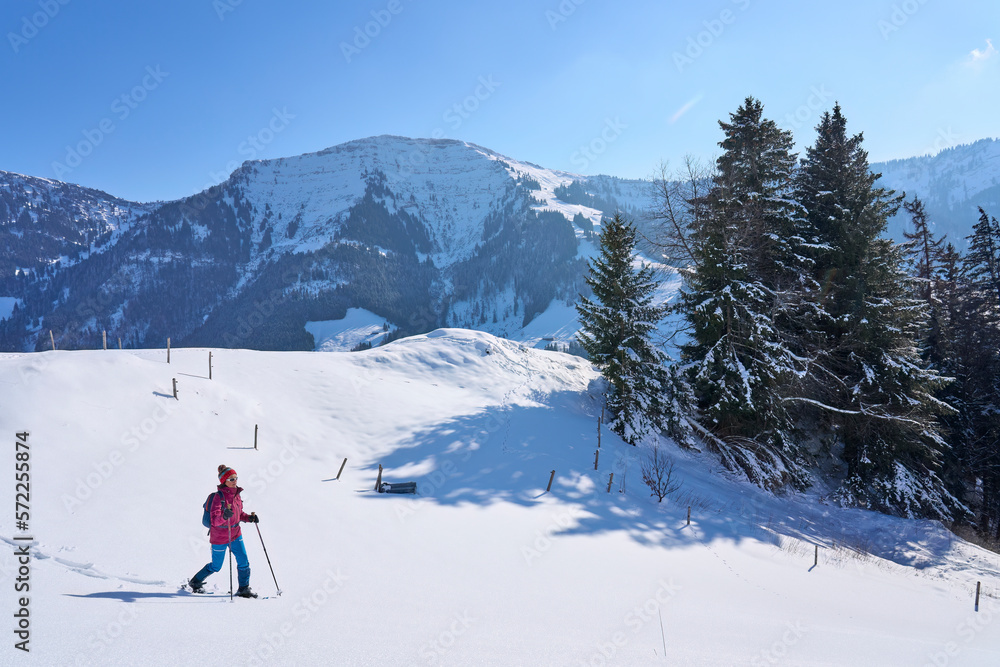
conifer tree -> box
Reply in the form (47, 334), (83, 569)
(576, 212), (666, 444)
(964, 207), (1000, 305)
(953, 208), (1000, 535)
(794, 106), (954, 518)
(677, 97), (808, 488)
(902, 197), (951, 373)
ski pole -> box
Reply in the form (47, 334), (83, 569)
(227, 505), (234, 602)
(253, 514), (282, 596)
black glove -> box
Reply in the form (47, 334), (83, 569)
(249, 513), (259, 523)
(222, 505), (233, 520)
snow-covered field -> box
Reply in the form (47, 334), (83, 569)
(0, 330), (998, 666)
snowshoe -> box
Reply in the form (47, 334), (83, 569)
(188, 578), (207, 594)
(236, 586), (258, 599)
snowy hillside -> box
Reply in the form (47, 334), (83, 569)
(875, 138), (1000, 246)
(0, 331), (998, 665)
(0, 171), (155, 277)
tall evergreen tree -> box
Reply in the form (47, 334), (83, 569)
(964, 207), (1000, 304)
(794, 105), (954, 518)
(677, 97), (808, 488)
(902, 197), (953, 374)
(576, 212), (666, 445)
(954, 208), (1000, 535)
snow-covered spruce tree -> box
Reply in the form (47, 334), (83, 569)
(794, 105), (955, 519)
(902, 197), (950, 369)
(901, 203), (968, 509)
(950, 208), (1000, 536)
(576, 212), (666, 445)
(677, 97), (810, 489)
(964, 207), (1000, 306)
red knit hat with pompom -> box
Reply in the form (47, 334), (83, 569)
(218, 465), (237, 484)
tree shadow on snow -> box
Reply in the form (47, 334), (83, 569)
(359, 392), (759, 551)
(360, 391), (965, 568)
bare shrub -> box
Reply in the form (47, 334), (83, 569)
(641, 445), (682, 502)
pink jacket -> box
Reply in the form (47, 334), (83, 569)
(208, 483), (252, 545)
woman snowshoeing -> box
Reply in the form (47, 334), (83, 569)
(189, 464), (259, 598)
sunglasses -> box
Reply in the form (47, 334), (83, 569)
(226, 476), (238, 482)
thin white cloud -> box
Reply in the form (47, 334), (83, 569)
(966, 38), (996, 65)
(668, 93), (704, 124)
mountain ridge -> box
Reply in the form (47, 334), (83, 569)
(1, 135), (998, 352)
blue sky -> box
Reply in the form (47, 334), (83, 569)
(2, 0), (997, 202)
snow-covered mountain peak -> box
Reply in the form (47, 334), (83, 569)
(229, 135), (557, 266)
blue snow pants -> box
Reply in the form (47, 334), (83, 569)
(193, 535), (250, 588)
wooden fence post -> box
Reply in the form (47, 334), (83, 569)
(336, 458), (348, 481)
(172, 378), (178, 399)
(597, 416), (601, 449)
(167, 337), (171, 363)
(687, 506), (691, 526)
(50, 330), (56, 350)
(976, 581), (981, 612)
(546, 470), (555, 493)
(374, 464), (383, 491)
(814, 544), (819, 567)
(118, 337), (122, 350)
(607, 473), (614, 493)
(594, 449), (599, 470)
(103, 330), (107, 350)
(209, 351), (213, 380)
(254, 424), (258, 451)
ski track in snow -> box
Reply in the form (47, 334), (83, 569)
(0, 535), (166, 586)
